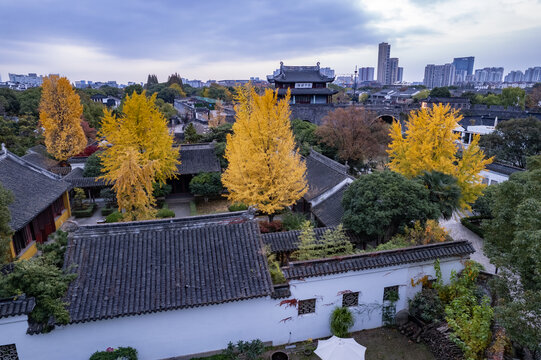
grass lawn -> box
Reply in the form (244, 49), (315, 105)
(264, 328), (434, 360)
(194, 197), (230, 215)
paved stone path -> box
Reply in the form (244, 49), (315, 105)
(440, 215), (496, 273)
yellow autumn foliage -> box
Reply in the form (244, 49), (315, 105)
(39, 75), (86, 161)
(222, 85), (307, 217)
(387, 104), (492, 209)
(99, 91), (179, 220)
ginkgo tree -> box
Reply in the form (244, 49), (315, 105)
(221, 85), (307, 220)
(387, 103), (492, 209)
(99, 91), (179, 221)
(39, 75), (87, 161)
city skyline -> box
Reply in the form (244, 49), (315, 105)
(0, 0), (540, 83)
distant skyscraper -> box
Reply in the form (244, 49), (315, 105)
(451, 57), (474, 84)
(389, 58), (399, 84)
(504, 70), (524, 82)
(423, 63), (456, 88)
(320, 67), (335, 78)
(474, 67), (504, 83)
(358, 67), (374, 82)
(524, 67), (541, 82)
(397, 67), (403, 83)
(377, 42), (391, 84)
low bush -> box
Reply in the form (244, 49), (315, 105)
(409, 288), (445, 323)
(330, 307), (354, 337)
(222, 340), (264, 360)
(258, 221), (282, 234)
(89, 346), (138, 360)
(189, 172), (223, 198)
(105, 211), (123, 223)
(157, 205), (175, 219)
(228, 202), (248, 212)
(281, 210), (307, 231)
(460, 216), (489, 238)
(72, 203), (97, 218)
(101, 207), (115, 216)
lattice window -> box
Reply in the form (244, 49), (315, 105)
(342, 292), (359, 307)
(0, 344), (19, 360)
(383, 286), (399, 301)
(298, 299), (316, 315)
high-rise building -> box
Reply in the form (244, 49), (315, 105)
(397, 67), (403, 83)
(358, 67), (374, 82)
(452, 57), (475, 84)
(389, 58), (399, 84)
(474, 67), (504, 83)
(377, 42), (391, 84)
(423, 63), (456, 88)
(504, 70), (524, 83)
(524, 67), (541, 82)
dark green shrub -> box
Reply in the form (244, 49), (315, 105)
(460, 216), (489, 238)
(281, 210), (307, 231)
(223, 340), (264, 360)
(105, 211), (123, 223)
(89, 346), (138, 360)
(330, 307), (354, 337)
(37, 230), (68, 268)
(99, 188), (117, 208)
(471, 185), (497, 217)
(101, 207), (115, 216)
(157, 207), (175, 219)
(409, 288), (445, 323)
(72, 203), (97, 218)
(152, 183), (172, 198)
(83, 152), (104, 177)
(228, 202), (248, 212)
(189, 172), (223, 198)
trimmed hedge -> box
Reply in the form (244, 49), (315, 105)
(228, 202), (248, 212)
(105, 211), (123, 223)
(101, 207), (115, 216)
(460, 216), (491, 238)
(89, 346), (137, 360)
(157, 208), (175, 218)
(72, 203), (97, 218)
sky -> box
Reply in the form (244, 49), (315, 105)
(0, 0), (540, 84)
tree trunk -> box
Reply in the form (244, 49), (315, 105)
(268, 213), (274, 222)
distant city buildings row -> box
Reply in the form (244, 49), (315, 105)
(423, 55), (541, 88)
(503, 67), (541, 83)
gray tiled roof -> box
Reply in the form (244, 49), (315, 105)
(21, 152), (59, 171)
(262, 226), (361, 253)
(0, 149), (71, 231)
(311, 185), (349, 227)
(268, 66), (334, 83)
(64, 167), (109, 188)
(282, 240), (475, 280)
(63, 213), (273, 323)
(485, 162), (525, 176)
(262, 227), (335, 253)
(177, 143), (221, 175)
(0, 295), (35, 319)
(304, 150), (351, 202)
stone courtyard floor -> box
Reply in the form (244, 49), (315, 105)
(440, 214), (496, 273)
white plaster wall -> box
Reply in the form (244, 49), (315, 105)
(0, 257), (466, 360)
(480, 170), (509, 185)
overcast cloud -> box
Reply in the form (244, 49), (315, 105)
(0, 0), (539, 83)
